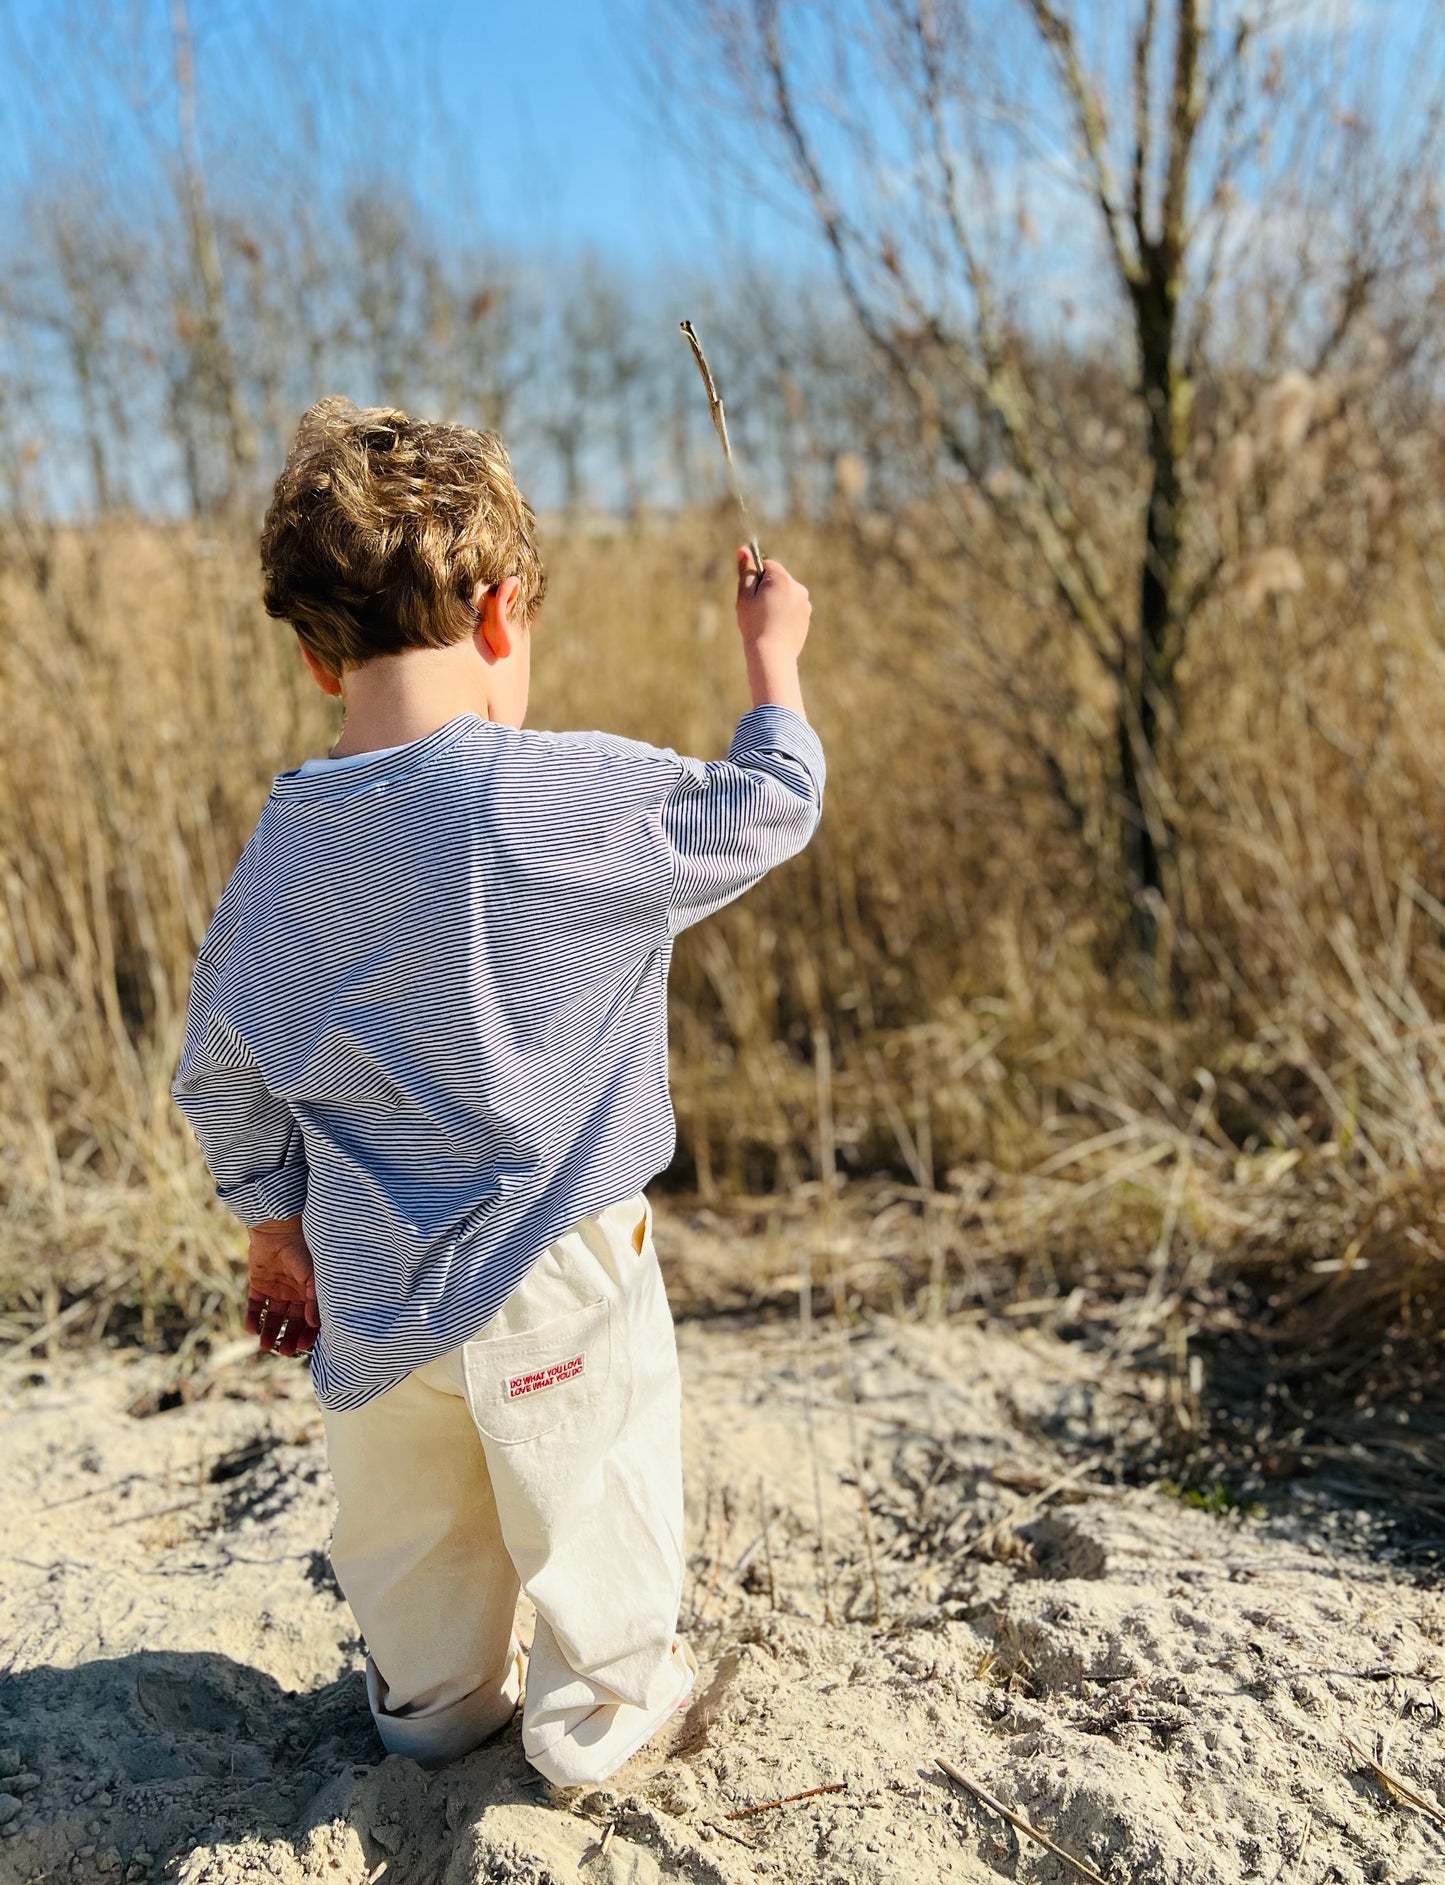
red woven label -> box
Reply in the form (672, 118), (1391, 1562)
(505, 1353), (585, 1400)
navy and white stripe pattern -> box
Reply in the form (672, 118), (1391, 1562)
(171, 705), (825, 1410)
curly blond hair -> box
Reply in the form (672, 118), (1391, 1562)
(260, 397), (547, 671)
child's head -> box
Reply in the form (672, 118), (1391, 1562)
(260, 397), (546, 676)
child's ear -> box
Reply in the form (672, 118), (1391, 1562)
(298, 639), (343, 698)
(474, 576), (523, 662)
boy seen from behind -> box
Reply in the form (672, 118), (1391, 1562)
(171, 397), (824, 1785)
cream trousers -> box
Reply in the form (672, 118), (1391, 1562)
(320, 1191), (688, 1774)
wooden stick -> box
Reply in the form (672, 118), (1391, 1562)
(817, 1030), (883, 1624)
(797, 1235), (833, 1624)
(935, 1758), (1113, 1884)
(759, 1475), (778, 1611)
(1344, 1733), (1445, 1831)
(679, 320), (765, 578)
(724, 1783), (846, 1819)
(110, 1490), (224, 1527)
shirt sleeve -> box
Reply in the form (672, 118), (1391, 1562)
(661, 703), (826, 936)
(171, 950), (310, 1228)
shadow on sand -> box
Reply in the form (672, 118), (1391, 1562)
(0, 1647), (722, 1885)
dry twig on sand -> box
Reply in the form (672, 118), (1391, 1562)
(723, 1783), (847, 1819)
(679, 320), (764, 578)
(760, 1475), (778, 1609)
(816, 1027), (884, 1623)
(935, 1758), (1113, 1884)
(1344, 1731), (1445, 1833)
(797, 1232), (833, 1624)
(0, 1267), (141, 1374)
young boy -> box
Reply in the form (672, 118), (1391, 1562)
(170, 397), (823, 1785)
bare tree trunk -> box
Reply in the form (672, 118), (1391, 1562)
(171, 0), (254, 508)
(1118, 0), (1203, 942)
(70, 325), (113, 516)
(1122, 283), (1182, 917)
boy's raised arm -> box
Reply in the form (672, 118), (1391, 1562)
(661, 549), (824, 936)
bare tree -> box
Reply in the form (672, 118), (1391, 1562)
(536, 258), (654, 521)
(169, 0), (256, 509)
(643, 0), (1445, 958)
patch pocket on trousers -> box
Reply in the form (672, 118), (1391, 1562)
(460, 1298), (611, 1445)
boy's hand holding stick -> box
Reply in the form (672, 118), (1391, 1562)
(734, 546), (810, 718)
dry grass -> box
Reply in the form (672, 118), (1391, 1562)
(2, 507), (1445, 1510)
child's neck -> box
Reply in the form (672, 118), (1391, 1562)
(329, 642), (498, 758)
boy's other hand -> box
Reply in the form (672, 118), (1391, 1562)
(735, 548), (810, 719)
(246, 1215), (320, 1357)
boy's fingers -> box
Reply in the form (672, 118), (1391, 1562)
(742, 551), (789, 589)
(245, 1278), (318, 1354)
(250, 1293), (304, 1353)
(266, 1300), (304, 1354)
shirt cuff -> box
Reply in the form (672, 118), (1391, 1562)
(217, 1161), (310, 1228)
(727, 704), (827, 801)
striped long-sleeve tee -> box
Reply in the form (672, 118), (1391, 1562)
(171, 704), (825, 1411)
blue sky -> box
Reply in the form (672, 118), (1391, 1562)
(0, 0), (790, 271)
(0, 0), (1428, 279)
(433, 0), (713, 261)
(0, 0), (1432, 522)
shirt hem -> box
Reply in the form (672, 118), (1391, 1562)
(307, 1162), (671, 1412)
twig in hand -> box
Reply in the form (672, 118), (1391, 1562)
(680, 320), (764, 578)
(724, 1783), (847, 1819)
(1344, 1732), (1445, 1832)
(935, 1758), (1113, 1884)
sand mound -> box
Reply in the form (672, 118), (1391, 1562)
(4, 1295), (1445, 1884)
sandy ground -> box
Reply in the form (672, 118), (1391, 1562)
(4, 1262), (1445, 1884)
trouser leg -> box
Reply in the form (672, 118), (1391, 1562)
(321, 1355), (522, 1766)
(450, 1192), (691, 1780)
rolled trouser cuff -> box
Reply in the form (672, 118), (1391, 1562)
(524, 1638), (696, 1787)
(365, 1641), (522, 1768)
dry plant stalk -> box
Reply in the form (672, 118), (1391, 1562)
(797, 1235), (833, 1624)
(817, 1027), (884, 1623)
(680, 320), (765, 578)
(1343, 1732), (1445, 1832)
(935, 1757), (1114, 1883)
(723, 1783), (847, 1819)
(758, 1475), (778, 1610)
